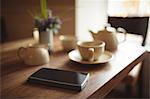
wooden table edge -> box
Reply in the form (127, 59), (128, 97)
(88, 51), (147, 99)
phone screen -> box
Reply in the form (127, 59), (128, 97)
(29, 68), (89, 85)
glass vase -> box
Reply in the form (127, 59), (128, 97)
(39, 30), (53, 51)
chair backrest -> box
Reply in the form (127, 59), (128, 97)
(0, 16), (7, 43)
(108, 16), (149, 46)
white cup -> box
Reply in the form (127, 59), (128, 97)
(77, 41), (105, 61)
(59, 35), (77, 51)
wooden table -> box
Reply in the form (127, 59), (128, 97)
(1, 34), (147, 99)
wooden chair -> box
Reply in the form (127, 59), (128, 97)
(108, 16), (149, 46)
(108, 16), (149, 96)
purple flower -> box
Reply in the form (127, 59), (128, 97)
(34, 9), (61, 34)
(47, 16), (52, 25)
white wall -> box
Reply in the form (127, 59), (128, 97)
(75, 0), (108, 41)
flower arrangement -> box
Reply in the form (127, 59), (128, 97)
(33, 0), (61, 34)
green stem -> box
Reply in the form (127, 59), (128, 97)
(40, 0), (47, 19)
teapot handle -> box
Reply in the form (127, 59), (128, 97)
(105, 23), (111, 28)
(117, 27), (127, 43)
(17, 47), (26, 60)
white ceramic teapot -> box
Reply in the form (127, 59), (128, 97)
(89, 26), (126, 51)
(18, 46), (50, 65)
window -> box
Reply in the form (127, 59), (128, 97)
(108, 0), (150, 17)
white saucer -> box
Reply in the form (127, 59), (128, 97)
(68, 50), (113, 64)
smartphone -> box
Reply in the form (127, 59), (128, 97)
(27, 68), (89, 91)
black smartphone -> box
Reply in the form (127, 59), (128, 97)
(27, 68), (89, 91)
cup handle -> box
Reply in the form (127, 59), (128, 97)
(117, 27), (127, 43)
(88, 48), (94, 62)
(17, 47), (26, 60)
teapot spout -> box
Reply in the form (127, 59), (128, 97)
(89, 30), (97, 38)
(89, 30), (96, 37)
(89, 30), (94, 34)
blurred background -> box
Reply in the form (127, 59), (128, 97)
(1, 0), (150, 98)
